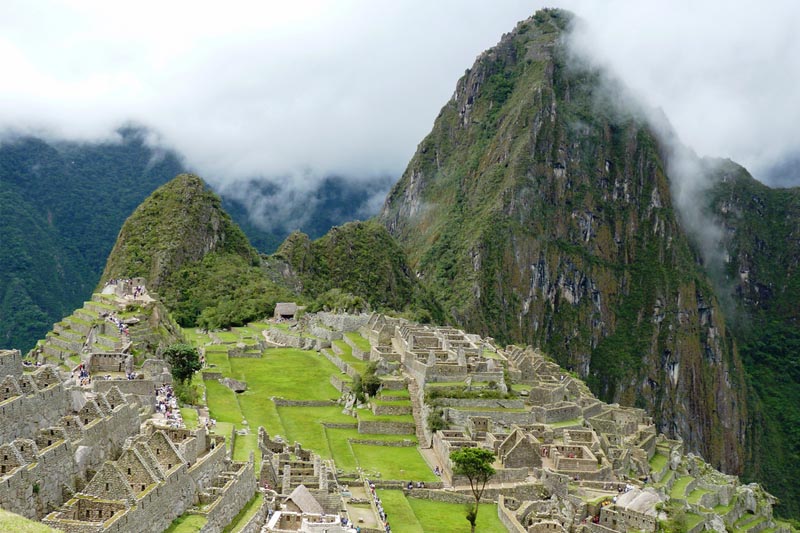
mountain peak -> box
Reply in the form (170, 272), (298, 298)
(100, 172), (257, 291)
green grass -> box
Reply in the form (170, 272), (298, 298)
(0, 508), (60, 532)
(377, 490), (423, 532)
(223, 493), (263, 532)
(278, 406), (355, 457)
(649, 453), (668, 472)
(164, 514), (208, 532)
(203, 349), (231, 374)
(181, 407), (199, 429)
(687, 488), (711, 505)
(230, 348), (341, 400)
(550, 417), (583, 428)
(345, 331), (372, 352)
(670, 475), (693, 499)
(352, 445), (437, 481)
(685, 513), (704, 531)
(357, 409), (415, 424)
(332, 341), (368, 374)
(378, 491), (506, 533)
(409, 497), (505, 533)
(380, 389), (410, 399)
(232, 431), (259, 463)
(205, 380), (244, 424)
(325, 428), (417, 473)
(214, 331), (241, 343)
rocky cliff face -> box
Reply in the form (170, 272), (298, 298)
(380, 9), (747, 473)
(704, 162), (800, 516)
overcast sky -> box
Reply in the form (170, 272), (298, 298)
(2, 0), (799, 191)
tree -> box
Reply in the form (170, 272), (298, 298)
(450, 447), (495, 533)
(164, 343), (202, 384)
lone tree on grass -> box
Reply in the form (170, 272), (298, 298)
(164, 343), (202, 384)
(450, 447), (495, 533)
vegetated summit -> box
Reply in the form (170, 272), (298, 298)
(379, 8), (800, 517)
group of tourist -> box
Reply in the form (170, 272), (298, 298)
(106, 313), (129, 336)
(366, 480), (392, 533)
(405, 481), (426, 490)
(154, 384), (183, 428)
(75, 363), (91, 386)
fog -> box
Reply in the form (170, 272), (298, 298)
(2, 0), (798, 230)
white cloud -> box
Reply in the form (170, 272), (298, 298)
(1, 0), (799, 190)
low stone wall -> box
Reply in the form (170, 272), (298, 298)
(435, 398), (525, 409)
(349, 438), (416, 447)
(322, 422), (358, 429)
(273, 398), (335, 407)
(407, 489), (471, 504)
(310, 325), (343, 341)
(321, 349), (359, 380)
(315, 312), (369, 332)
(202, 371), (224, 381)
(329, 375), (352, 394)
(264, 330), (328, 351)
(357, 420), (416, 435)
(372, 403), (412, 416)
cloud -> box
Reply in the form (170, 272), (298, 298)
(1, 0), (799, 197)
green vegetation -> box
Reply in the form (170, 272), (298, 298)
(352, 444), (437, 481)
(164, 343), (202, 384)
(0, 508), (59, 532)
(378, 490), (505, 533)
(270, 221), (442, 322)
(164, 513), (207, 532)
(450, 447), (496, 533)
(223, 493), (263, 532)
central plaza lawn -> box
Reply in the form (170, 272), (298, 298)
(180, 407), (199, 429)
(352, 444), (437, 481)
(378, 490), (505, 533)
(229, 348), (342, 400)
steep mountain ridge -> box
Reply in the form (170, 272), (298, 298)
(704, 163), (800, 516)
(380, 9), (747, 474)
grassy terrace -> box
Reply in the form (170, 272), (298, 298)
(670, 475), (693, 499)
(164, 514), (207, 532)
(186, 325), (434, 481)
(378, 490), (505, 532)
(345, 331), (372, 352)
(223, 493), (263, 532)
(332, 340), (368, 374)
(649, 452), (668, 473)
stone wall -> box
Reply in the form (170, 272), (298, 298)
(234, 494), (268, 533)
(498, 495), (527, 533)
(315, 313), (369, 333)
(0, 377), (72, 443)
(0, 349), (23, 379)
(0, 439), (77, 520)
(200, 460), (257, 533)
(264, 330), (328, 351)
(356, 420), (415, 435)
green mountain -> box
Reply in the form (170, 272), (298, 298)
(380, 8), (748, 474)
(0, 133), (389, 352)
(268, 220), (441, 320)
(99, 173), (293, 329)
(704, 162), (800, 516)
(375, 8), (800, 515)
(0, 131), (184, 352)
